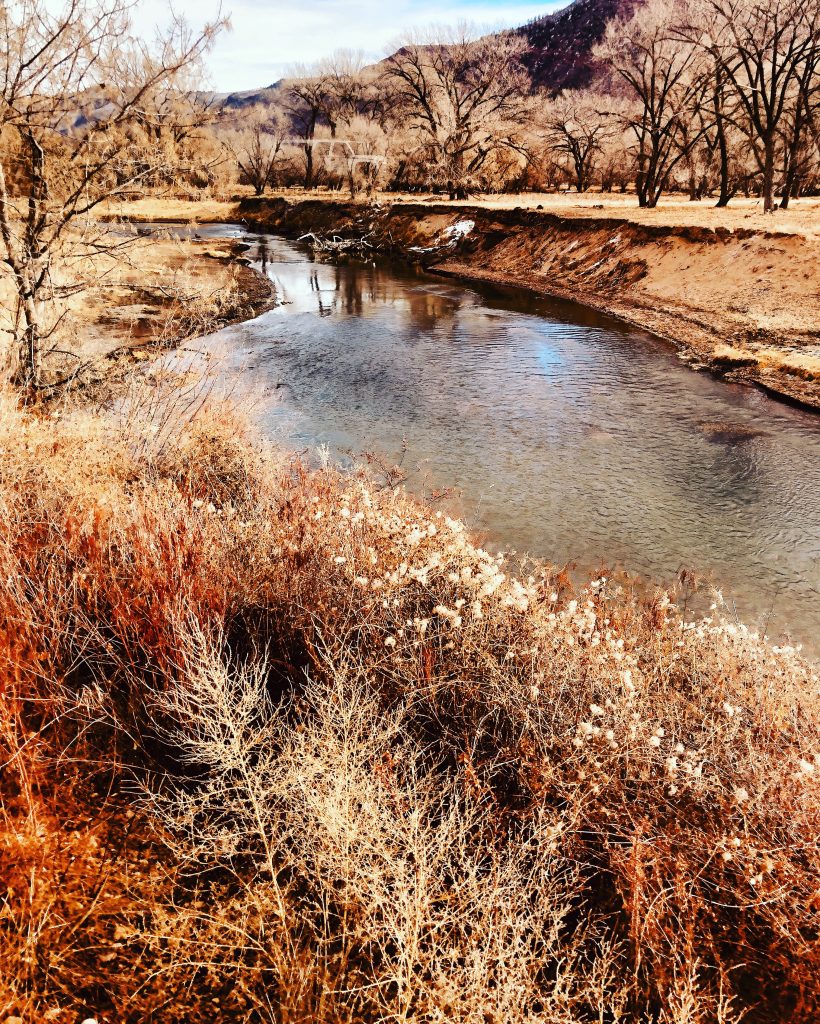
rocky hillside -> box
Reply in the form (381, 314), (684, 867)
(217, 0), (639, 111)
(517, 0), (639, 91)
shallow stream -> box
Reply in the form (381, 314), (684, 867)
(185, 225), (820, 649)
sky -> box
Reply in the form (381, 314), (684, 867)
(137, 0), (562, 93)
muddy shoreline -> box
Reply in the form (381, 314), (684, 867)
(68, 236), (276, 403)
(234, 196), (820, 412)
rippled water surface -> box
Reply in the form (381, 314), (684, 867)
(191, 226), (820, 648)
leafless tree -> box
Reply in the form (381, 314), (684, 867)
(382, 26), (532, 196)
(541, 92), (617, 192)
(285, 64), (337, 189)
(597, 0), (710, 207)
(0, 0), (224, 389)
(223, 107), (285, 195)
(317, 50), (370, 133)
(697, 0), (820, 212)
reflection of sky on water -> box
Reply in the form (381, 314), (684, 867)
(184, 228), (820, 651)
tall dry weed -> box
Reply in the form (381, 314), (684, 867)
(0, 385), (817, 1023)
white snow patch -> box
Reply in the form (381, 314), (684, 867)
(442, 219), (475, 241)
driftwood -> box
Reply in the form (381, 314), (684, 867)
(297, 231), (374, 256)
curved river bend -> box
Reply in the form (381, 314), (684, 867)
(189, 226), (820, 650)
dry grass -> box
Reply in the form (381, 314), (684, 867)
(0, 382), (818, 1023)
(756, 347), (820, 381)
(711, 343), (820, 382)
(100, 196), (243, 223)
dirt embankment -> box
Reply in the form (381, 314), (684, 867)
(239, 195), (820, 410)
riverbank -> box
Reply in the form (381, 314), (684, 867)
(0, 225), (275, 399)
(1, 199), (817, 1023)
(220, 193), (820, 410)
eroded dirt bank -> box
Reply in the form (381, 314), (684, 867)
(239, 196), (820, 410)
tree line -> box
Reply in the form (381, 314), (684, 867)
(223, 0), (820, 213)
(2, 0), (820, 387)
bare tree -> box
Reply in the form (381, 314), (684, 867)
(697, 0), (820, 212)
(0, 0), (223, 389)
(382, 26), (531, 196)
(317, 50), (370, 133)
(223, 107), (285, 195)
(541, 92), (616, 192)
(705, 54), (744, 205)
(286, 66), (334, 189)
(597, 0), (710, 207)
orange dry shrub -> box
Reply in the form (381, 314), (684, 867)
(0, 386), (818, 1023)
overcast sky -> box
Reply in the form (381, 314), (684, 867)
(138, 1), (561, 93)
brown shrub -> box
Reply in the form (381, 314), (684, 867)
(0, 386), (817, 1023)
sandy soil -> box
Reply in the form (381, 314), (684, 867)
(432, 212), (820, 406)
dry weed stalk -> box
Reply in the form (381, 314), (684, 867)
(0, 383), (817, 1023)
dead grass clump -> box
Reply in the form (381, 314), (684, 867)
(0, 385), (817, 1023)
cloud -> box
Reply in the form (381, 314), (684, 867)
(136, 0), (561, 91)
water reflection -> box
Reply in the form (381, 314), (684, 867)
(195, 229), (820, 651)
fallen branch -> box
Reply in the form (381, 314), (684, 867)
(297, 231), (374, 256)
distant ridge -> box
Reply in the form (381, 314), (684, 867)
(517, 0), (640, 91)
(215, 0), (642, 110)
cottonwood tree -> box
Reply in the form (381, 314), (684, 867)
(696, 0), (820, 212)
(334, 115), (388, 195)
(224, 107), (285, 195)
(0, 0), (223, 389)
(317, 50), (370, 134)
(541, 92), (617, 192)
(285, 63), (336, 189)
(597, 0), (710, 207)
(703, 52), (745, 205)
(382, 26), (531, 196)
(137, 88), (223, 190)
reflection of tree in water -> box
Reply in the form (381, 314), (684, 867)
(329, 260), (466, 331)
(336, 264), (366, 317)
(308, 268), (336, 317)
(403, 287), (462, 333)
(257, 236), (269, 274)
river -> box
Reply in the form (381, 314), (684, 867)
(184, 225), (820, 650)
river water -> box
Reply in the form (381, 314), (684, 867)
(188, 225), (820, 649)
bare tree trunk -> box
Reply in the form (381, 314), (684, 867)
(18, 290), (42, 389)
(780, 155), (795, 209)
(687, 162), (698, 201)
(715, 122), (731, 207)
(0, 156), (45, 388)
(762, 138), (776, 212)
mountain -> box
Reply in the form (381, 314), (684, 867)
(517, 0), (638, 91)
(217, 82), (285, 111)
(216, 0), (639, 113)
